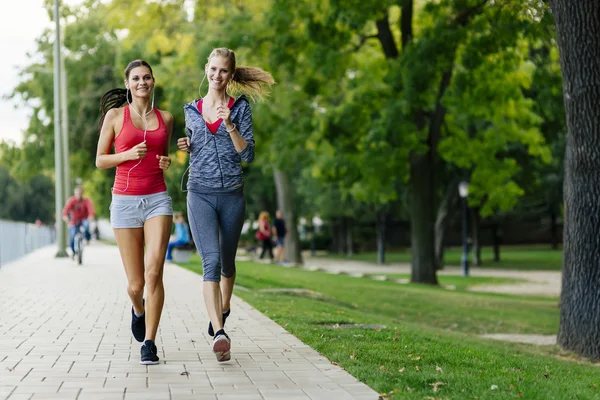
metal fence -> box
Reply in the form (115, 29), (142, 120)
(0, 220), (55, 266)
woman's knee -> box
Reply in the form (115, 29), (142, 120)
(144, 271), (163, 290)
(202, 252), (221, 281)
(144, 262), (164, 290)
(129, 279), (145, 295)
(221, 264), (236, 279)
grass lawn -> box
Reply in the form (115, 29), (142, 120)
(323, 245), (563, 270)
(182, 255), (599, 399)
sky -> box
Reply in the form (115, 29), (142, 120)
(0, 0), (82, 145)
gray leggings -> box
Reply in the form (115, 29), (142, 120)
(187, 187), (246, 281)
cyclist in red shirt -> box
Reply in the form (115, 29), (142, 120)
(62, 186), (95, 257)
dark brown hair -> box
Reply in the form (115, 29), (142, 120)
(98, 60), (154, 129)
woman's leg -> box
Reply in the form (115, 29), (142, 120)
(165, 241), (176, 261)
(113, 228), (145, 323)
(142, 216), (172, 341)
(259, 239), (267, 259)
(187, 193), (223, 332)
(218, 193), (246, 314)
(114, 228), (145, 312)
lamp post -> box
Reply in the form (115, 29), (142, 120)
(53, 0), (67, 257)
(458, 181), (469, 276)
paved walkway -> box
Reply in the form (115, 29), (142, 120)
(0, 244), (378, 400)
(300, 255), (561, 297)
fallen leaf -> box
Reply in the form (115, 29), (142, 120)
(430, 381), (446, 392)
(336, 311), (345, 314)
(408, 354), (421, 361)
(518, 391), (523, 398)
(399, 367), (406, 373)
(180, 371), (189, 376)
(491, 385), (499, 390)
(436, 365), (443, 373)
(331, 362), (339, 366)
(350, 354), (356, 360)
(544, 372), (550, 378)
(380, 365), (388, 373)
(406, 386), (414, 392)
(415, 366), (421, 372)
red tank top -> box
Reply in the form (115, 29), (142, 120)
(112, 105), (168, 195)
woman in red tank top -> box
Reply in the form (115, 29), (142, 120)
(96, 60), (174, 365)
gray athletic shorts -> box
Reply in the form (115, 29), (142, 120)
(110, 191), (173, 229)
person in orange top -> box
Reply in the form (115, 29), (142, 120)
(96, 59), (174, 365)
(62, 186), (95, 256)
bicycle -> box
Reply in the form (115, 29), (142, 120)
(73, 223), (85, 265)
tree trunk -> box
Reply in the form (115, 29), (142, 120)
(376, 210), (386, 264)
(331, 218), (340, 254)
(345, 217), (353, 257)
(471, 207), (481, 266)
(409, 154), (438, 284)
(492, 223), (501, 262)
(335, 217), (345, 254)
(435, 179), (459, 270)
(550, 0), (600, 359)
(273, 168), (302, 265)
(550, 209), (559, 250)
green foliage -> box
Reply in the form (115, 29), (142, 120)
(0, 166), (55, 223)
(5, 0), (565, 261)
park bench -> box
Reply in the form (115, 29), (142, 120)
(172, 241), (196, 263)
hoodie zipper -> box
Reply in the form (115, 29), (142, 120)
(186, 97), (245, 187)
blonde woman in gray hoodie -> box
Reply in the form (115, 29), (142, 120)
(178, 47), (274, 362)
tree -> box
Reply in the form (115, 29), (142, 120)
(549, 0), (600, 359)
(0, 166), (55, 224)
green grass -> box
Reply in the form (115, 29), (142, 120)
(181, 255), (600, 399)
(323, 245), (563, 270)
(381, 274), (526, 292)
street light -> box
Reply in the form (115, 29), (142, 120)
(458, 181), (469, 276)
(53, 0), (67, 257)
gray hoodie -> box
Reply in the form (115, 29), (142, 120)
(183, 95), (255, 191)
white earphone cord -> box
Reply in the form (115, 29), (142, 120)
(181, 75), (228, 193)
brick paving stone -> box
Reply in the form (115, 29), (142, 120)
(0, 244), (379, 399)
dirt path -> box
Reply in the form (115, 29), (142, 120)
(298, 254), (561, 297)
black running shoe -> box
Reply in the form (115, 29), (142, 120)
(131, 300), (145, 343)
(208, 309), (230, 337)
(140, 340), (159, 365)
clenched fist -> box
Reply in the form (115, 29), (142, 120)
(128, 141), (147, 160)
(177, 137), (191, 153)
(156, 155), (171, 170)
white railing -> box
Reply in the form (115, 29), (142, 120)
(0, 219), (55, 266)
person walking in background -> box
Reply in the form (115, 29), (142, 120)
(166, 212), (190, 262)
(96, 59), (174, 365)
(256, 211), (274, 261)
(177, 47), (274, 362)
(62, 186), (95, 258)
(272, 209), (287, 264)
